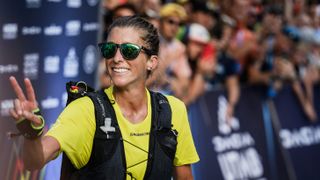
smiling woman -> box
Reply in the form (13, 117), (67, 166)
(9, 16), (199, 180)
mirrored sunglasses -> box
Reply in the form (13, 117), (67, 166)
(98, 42), (153, 60)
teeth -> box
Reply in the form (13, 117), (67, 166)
(112, 67), (128, 73)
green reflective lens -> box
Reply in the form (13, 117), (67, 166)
(121, 43), (141, 60)
(100, 42), (117, 59)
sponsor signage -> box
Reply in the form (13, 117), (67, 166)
(83, 45), (97, 74)
(0, 1), (100, 179)
(189, 87), (290, 180)
(273, 86), (320, 180)
(2, 23), (18, 40)
(65, 20), (81, 36)
(44, 24), (63, 36)
(0, 64), (19, 74)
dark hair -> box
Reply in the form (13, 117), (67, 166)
(107, 16), (159, 56)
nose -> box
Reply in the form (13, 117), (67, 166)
(112, 47), (123, 63)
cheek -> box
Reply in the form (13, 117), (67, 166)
(189, 43), (203, 56)
(105, 61), (112, 72)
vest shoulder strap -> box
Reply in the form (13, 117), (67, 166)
(150, 91), (172, 129)
(144, 91), (176, 180)
(85, 90), (122, 166)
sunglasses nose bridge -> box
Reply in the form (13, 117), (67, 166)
(113, 44), (125, 62)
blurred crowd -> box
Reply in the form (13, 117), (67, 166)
(97, 0), (320, 123)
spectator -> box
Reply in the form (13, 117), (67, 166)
(182, 23), (211, 105)
(147, 3), (191, 99)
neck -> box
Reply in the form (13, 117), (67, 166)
(113, 86), (148, 124)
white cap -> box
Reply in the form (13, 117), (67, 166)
(188, 23), (210, 44)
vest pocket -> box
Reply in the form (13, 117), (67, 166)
(155, 128), (178, 160)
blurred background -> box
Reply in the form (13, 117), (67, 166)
(1, 0), (320, 179)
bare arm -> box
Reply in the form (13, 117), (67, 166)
(173, 165), (194, 180)
(225, 75), (240, 122)
(9, 76), (60, 170)
(22, 136), (60, 170)
(182, 72), (205, 106)
(247, 62), (272, 85)
(226, 75), (240, 107)
(285, 0), (294, 24)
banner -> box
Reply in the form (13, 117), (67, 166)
(273, 85), (320, 180)
(189, 86), (289, 180)
(0, 1), (100, 179)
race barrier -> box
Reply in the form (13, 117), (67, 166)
(189, 85), (320, 180)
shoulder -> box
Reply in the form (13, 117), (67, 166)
(165, 95), (185, 107)
(66, 95), (94, 109)
(164, 94), (187, 116)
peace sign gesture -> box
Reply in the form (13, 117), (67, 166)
(9, 76), (42, 126)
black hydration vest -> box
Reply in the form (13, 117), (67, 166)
(60, 82), (178, 180)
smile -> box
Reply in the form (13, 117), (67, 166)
(112, 67), (129, 73)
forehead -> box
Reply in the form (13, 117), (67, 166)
(107, 27), (144, 45)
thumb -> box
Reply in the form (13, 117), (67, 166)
(22, 110), (43, 126)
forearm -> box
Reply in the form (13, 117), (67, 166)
(23, 137), (46, 170)
(226, 76), (240, 106)
(182, 73), (205, 105)
(23, 135), (60, 170)
(173, 165), (194, 180)
(248, 67), (272, 85)
(170, 76), (190, 98)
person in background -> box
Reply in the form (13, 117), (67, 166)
(147, 3), (191, 99)
(140, 0), (162, 29)
(182, 23), (211, 105)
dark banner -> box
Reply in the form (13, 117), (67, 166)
(0, 1), (100, 179)
(273, 85), (320, 180)
(189, 86), (289, 180)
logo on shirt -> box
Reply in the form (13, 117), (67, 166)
(130, 132), (150, 136)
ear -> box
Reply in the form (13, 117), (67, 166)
(147, 55), (158, 71)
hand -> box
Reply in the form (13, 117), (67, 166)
(9, 76), (42, 126)
(226, 103), (234, 126)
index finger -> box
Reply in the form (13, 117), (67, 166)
(9, 76), (27, 101)
(24, 78), (36, 103)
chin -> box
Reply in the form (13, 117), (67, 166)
(112, 80), (128, 87)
